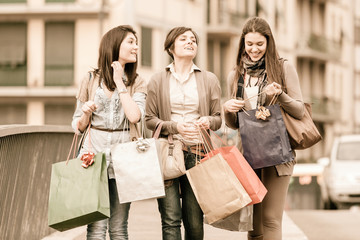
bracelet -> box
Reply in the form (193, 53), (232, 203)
(278, 90), (284, 96)
(119, 88), (128, 94)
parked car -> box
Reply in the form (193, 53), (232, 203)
(318, 134), (360, 209)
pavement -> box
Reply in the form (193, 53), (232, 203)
(43, 199), (308, 240)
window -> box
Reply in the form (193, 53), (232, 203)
(0, 104), (27, 124)
(0, 0), (25, 3)
(141, 26), (152, 67)
(45, 22), (74, 86)
(45, 0), (75, 2)
(45, 103), (75, 125)
(355, 26), (360, 44)
(0, 23), (27, 86)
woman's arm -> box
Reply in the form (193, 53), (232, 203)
(223, 71), (240, 130)
(277, 61), (305, 119)
(206, 71), (222, 131)
(112, 62), (143, 123)
(145, 73), (178, 135)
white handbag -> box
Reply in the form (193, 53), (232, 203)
(153, 121), (186, 180)
(111, 137), (165, 203)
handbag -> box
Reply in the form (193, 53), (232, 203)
(238, 103), (294, 169)
(153, 121), (185, 180)
(281, 103), (322, 149)
(278, 58), (322, 149)
(48, 132), (110, 231)
(205, 205), (253, 232)
(186, 153), (252, 224)
(111, 137), (165, 203)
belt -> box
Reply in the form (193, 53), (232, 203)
(91, 125), (130, 132)
(182, 145), (206, 157)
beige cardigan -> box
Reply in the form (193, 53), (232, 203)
(224, 61), (304, 176)
(145, 68), (222, 135)
(76, 71), (147, 141)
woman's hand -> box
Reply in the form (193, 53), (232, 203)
(177, 122), (199, 140)
(265, 82), (282, 96)
(223, 99), (245, 113)
(195, 117), (210, 130)
(81, 100), (97, 116)
(111, 61), (126, 89)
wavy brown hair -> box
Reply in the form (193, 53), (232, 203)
(231, 17), (285, 97)
(95, 25), (138, 91)
(164, 26), (199, 60)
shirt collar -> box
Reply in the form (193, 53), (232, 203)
(165, 62), (201, 74)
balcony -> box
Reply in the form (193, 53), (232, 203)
(207, 9), (246, 37)
(310, 96), (339, 123)
(297, 33), (342, 62)
(0, 1), (108, 20)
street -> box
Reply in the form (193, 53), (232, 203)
(287, 207), (360, 240)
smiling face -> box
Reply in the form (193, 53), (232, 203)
(118, 32), (138, 66)
(244, 32), (267, 62)
(171, 30), (197, 60)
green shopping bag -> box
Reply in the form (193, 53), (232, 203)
(48, 152), (110, 231)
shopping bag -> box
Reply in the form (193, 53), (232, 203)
(111, 138), (165, 203)
(202, 146), (267, 205)
(206, 205), (253, 232)
(238, 104), (294, 169)
(186, 153), (252, 224)
(48, 153), (110, 232)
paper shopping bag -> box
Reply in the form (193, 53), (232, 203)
(48, 153), (110, 232)
(206, 205), (253, 232)
(202, 146), (267, 205)
(111, 138), (165, 203)
(238, 104), (294, 169)
(186, 153), (251, 224)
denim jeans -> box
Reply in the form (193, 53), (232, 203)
(157, 178), (182, 240)
(180, 150), (204, 240)
(87, 179), (131, 240)
(157, 150), (204, 240)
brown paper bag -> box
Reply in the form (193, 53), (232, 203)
(186, 153), (252, 224)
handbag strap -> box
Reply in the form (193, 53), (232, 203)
(153, 121), (174, 143)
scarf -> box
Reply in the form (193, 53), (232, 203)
(236, 55), (268, 107)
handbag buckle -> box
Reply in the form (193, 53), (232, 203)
(136, 138), (150, 153)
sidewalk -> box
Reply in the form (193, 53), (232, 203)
(43, 199), (308, 240)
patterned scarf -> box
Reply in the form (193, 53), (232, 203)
(237, 55), (268, 107)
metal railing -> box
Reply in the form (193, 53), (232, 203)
(0, 125), (73, 240)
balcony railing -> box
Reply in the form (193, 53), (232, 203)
(310, 96), (339, 123)
(297, 33), (342, 61)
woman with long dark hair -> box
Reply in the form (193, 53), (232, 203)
(72, 25), (146, 240)
(223, 17), (304, 240)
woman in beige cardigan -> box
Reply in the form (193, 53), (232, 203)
(223, 17), (304, 240)
(146, 27), (222, 240)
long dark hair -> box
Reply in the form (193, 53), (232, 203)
(95, 25), (138, 91)
(232, 17), (284, 97)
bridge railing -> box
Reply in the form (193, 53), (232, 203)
(0, 125), (74, 240)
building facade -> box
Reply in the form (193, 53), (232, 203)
(0, 0), (357, 161)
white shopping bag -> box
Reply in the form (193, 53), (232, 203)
(111, 138), (165, 203)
